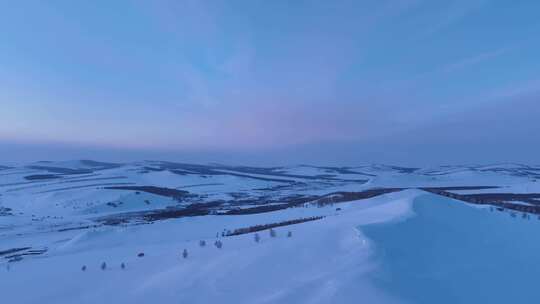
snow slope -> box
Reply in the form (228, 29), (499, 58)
(2, 161), (540, 303)
(1, 191), (417, 304)
(362, 193), (540, 304)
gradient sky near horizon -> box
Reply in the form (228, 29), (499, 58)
(1, 0), (540, 165)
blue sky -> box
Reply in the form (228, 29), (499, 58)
(1, 0), (539, 165)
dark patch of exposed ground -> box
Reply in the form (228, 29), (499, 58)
(0, 247), (47, 263)
(11, 176), (128, 192)
(0, 247), (31, 256)
(26, 161), (122, 175)
(0, 207), (13, 216)
(30, 182), (135, 194)
(153, 161), (369, 183)
(24, 174), (62, 181)
(26, 166), (94, 175)
(311, 166), (377, 177)
(421, 186), (500, 191)
(387, 166), (420, 174)
(104, 186), (192, 199)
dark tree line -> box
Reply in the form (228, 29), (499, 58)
(224, 216), (324, 237)
(423, 188), (540, 216)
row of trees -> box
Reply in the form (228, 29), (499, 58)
(490, 206), (540, 220)
(254, 229), (293, 242)
(81, 262), (126, 271)
(78, 225), (296, 269)
(224, 216), (323, 237)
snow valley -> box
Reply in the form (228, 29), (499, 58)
(2, 160), (540, 303)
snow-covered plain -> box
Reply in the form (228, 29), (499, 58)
(1, 161), (540, 303)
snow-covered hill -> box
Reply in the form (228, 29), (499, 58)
(1, 161), (540, 303)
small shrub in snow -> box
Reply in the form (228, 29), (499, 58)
(121, 263), (126, 270)
(101, 262), (107, 270)
(81, 265), (87, 271)
(254, 233), (260, 243)
(138, 252), (145, 257)
(199, 240), (206, 247)
(287, 231), (292, 238)
(182, 249), (188, 259)
(269, 229), (276, 238)
(215, 240), (223, 249)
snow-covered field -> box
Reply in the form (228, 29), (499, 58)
(1, 161), (540, 303)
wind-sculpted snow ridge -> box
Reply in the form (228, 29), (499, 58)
(361, 193), (540, 304)
(2, 161), (540, 303)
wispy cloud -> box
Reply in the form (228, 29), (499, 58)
(486, 78), (540, 101)
(419, 0), (490, 38)
(442, 47), (510, 73)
